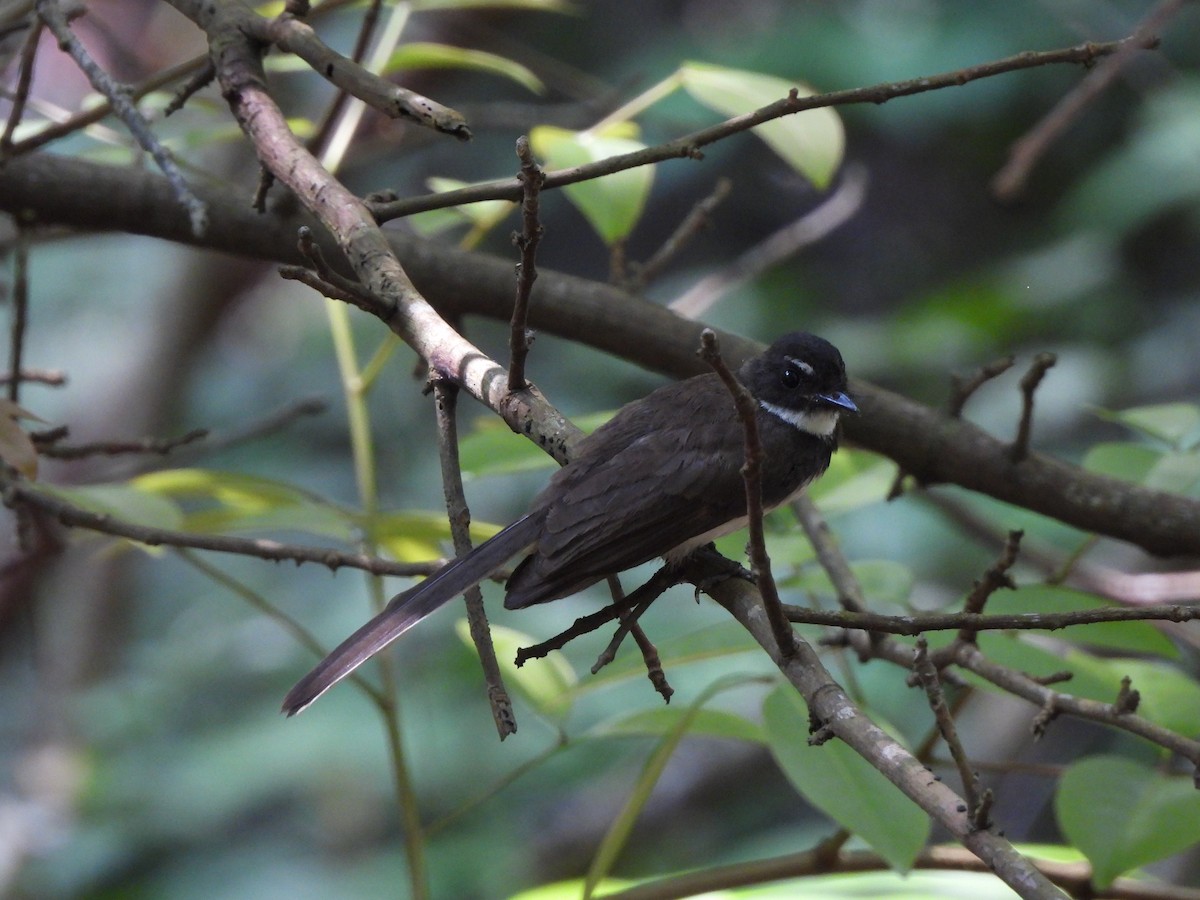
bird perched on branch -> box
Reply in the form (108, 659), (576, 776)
(283, 332), (855, 715)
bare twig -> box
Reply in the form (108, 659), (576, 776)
(0, 19), (43, 150)
(7, 222), (30, 403)
(248, 12), (470, 139)
(953, 640), (1200, 770)
(508, 136), (544, 392)
(431, 375), (516, 740)
(782, 601), (1200, 634)
(1011, 353), (1056, 462)
(992, 0), (1181, 201)
(1, 476), (440, 577)
(280, 264), (393, 320)
(632, 177), (731, 289)
(914, 637), (986, 823)
(671, 168), (866, 319)
(34, 428), (208, 459)
(698, 329), (796, 658)
(163, 60), (216, 117)
(0, 369), (67, 387)
(195, 396), (327, 455)
(34, 0), (208, 234)
(515, 566), (682, 666)
(956, 530), (1023, 644)
(369, 37), (1150, 222)
(4, 52), (211, 156)
(949, 356), (1015, 419)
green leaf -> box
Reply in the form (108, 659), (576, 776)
(989, 585), (1178, 659)
(679, 62), (844, 188)
(1081, 442), (1162, 483)
(529, 124), (652, 244)
(385, 43), (543, 93)
(1057, 755), (1200, 888)
(1095, 402), (1200, 449)
(465, 623), (578, 722)
(584, 674), (758, 897)
(132, 468), (354, 540)
(587, 706), (765, 743)
(763, 684), (928, 871)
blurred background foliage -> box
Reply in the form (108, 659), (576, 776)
(3, 0), (1200, 897)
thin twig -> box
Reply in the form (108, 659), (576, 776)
(279, 264), (394, 320)
(248, 12), (470, 139)
(163, 60), (216, 117)
(34, 0), (208, 234)
(698, 329), (795, 658)
(782, 600), (1200, 634)
(194, 396), (327, 455)
(34, 428), (208, 459)
(956, 530), (1023, 644)
(953, 640), (1200, 770)
(0, 368), (67, 387)
(948, 356), (1015, 419)
(0, 19), (43, 150)
(1, 476), (440, 577)
(992, 0), (1181, 201)
(1010, 353), (1056, 462)
(515, 567), (682, 666)
(632, 177), (731, 289)
(4, 52), (210, 156)
(369, 36), (1149, 222)
(914, 637), (986, 824)
(431, 375), (516, 740)
(791, 495), (879, 662)
(7, 222), (30, 403)
(508, 136), (544, 392)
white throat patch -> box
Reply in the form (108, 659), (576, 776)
(760, 400), (839, 438)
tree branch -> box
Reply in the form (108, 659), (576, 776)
(4, 152), (1200, 558)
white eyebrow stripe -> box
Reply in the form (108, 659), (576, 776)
(786, 356), (815, 376)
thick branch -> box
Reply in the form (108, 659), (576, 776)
(4, 153), (1200, 558)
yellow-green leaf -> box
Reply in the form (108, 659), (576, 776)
(385, 43), (544, 94)
(530, 124), (652, 244)
(680, 61), (845, 188)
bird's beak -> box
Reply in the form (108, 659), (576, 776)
(818, 391), (858, 414)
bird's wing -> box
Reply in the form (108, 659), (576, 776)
(505, 380), (747, 607)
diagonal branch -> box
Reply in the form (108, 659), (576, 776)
(368, 34), (1157, 222)
(35, 0), (208, 234)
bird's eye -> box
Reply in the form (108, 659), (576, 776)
(781, 365), (802, 389)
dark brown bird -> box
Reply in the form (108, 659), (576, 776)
(284, 332), (855, 715)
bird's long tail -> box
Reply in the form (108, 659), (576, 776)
(282, 515), (540, 716)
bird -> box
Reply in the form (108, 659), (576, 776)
(283, 332), (856, 715)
